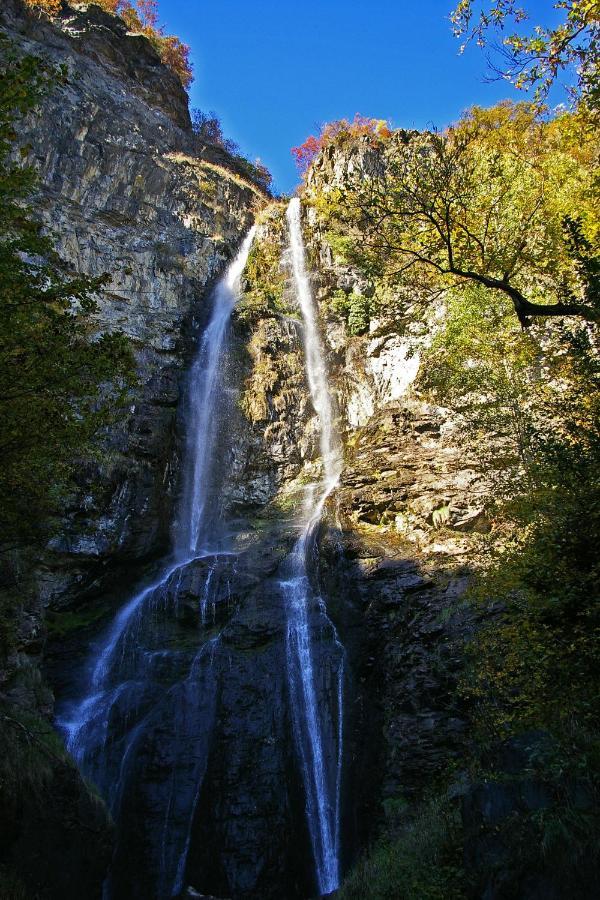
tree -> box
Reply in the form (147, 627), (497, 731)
(315, 103), (599, 325)
(191, 109), (239, 154)
(0, 38), (134, 549)
(451, 1), (600, 114)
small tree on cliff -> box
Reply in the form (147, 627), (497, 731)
(291, 115), (392, 173)
(320, 102), (599, 326)
(0, 38), (134, 549)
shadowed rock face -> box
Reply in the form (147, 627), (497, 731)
(0, 4), (265, 898)
(1, 0), (260, 617)
(74, 530), (327, 900)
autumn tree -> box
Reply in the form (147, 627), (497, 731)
(292, 115), (392, 173)
(451, 0), (600, 114)
(315, 103), (599, 325)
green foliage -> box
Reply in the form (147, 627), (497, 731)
(421, 271), (600, 748)
(237, 229), (288, 323)
(0, 868), (28, 900)
(0, 38), (135, 550)
(310, 103), (599, 325)
(460, 436), (600, 744)
(329, 288), (370, 334)
(340, 794), (467, 900)
(412, 218), (600, 883)
(0, 701), (69, 804)
(45, 603), (110, 638)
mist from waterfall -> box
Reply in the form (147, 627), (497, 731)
(282, 197), (345, 896)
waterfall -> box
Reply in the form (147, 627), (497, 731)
(282, 197), (345, 896)
(56, 208), (346, 898)
(57, 227), (255, 898)
(177, 233), (256, 556)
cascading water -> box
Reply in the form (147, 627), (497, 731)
(58, 227), (255, 899)
(282, 197), (345, 896)
(56, 206), (346, 899)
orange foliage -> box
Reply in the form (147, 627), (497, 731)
(291, 114), (393, 173)
(23, 0), (193, 89)
(153, 34), (192, 88)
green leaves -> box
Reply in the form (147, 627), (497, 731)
(313, 102), (599, 325)
(0, 39), (134, 548)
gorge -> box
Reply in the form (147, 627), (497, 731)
(1, 2), (599, 900)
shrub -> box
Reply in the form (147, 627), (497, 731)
(191, 109), (239, 154)
(339, 794), (466, 900)
(329, 289), (370, 334)
(192, 108), (272, 192)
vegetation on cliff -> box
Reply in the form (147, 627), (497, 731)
(0, 39), (134, 558)
(307, 103), (598, 326)
(291, 114), (392, 174)
(295, 4), (600, 895)
(191, 108), (273, 193)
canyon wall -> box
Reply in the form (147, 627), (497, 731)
(2, 5), (583, 900)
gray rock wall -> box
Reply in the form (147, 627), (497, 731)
(0, 5), (264, 896)
(2, 0), (262, 613)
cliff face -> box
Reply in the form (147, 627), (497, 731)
(3, 7), (583, 899)
(0, 3), (266, 897)
(5, 0), (260, 594)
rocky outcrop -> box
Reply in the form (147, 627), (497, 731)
(0, 0), (266, 633)
(1, 3), (265, 897)
(319, 400), (484, 854)
(296, 158), (493, 859)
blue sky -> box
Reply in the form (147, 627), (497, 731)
(157, 1), (563, 194)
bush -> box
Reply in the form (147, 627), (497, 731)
(191, 109), (239, 154)
(329, 289), (370, 334)
(291, 114), (392, 173)
(339, 794), (467, 900)
(192, 109), (272, 192)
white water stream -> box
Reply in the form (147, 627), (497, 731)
(58, 228), (255, 897)
(58, 206), (346, 898)
(282, 197), (345, 896)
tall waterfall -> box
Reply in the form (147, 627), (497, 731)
(282, 197), (345, 896)
(58, 228), (255, 899)
(56, 208), (346, 899)
(177, 232), (256, 556)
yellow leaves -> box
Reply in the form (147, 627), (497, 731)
(23, 0), (62, 14)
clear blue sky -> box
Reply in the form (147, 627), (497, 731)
(157, 1), (563, 194)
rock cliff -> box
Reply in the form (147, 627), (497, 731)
(2, 5), (590, 899)
(0, 3), (266, 896)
